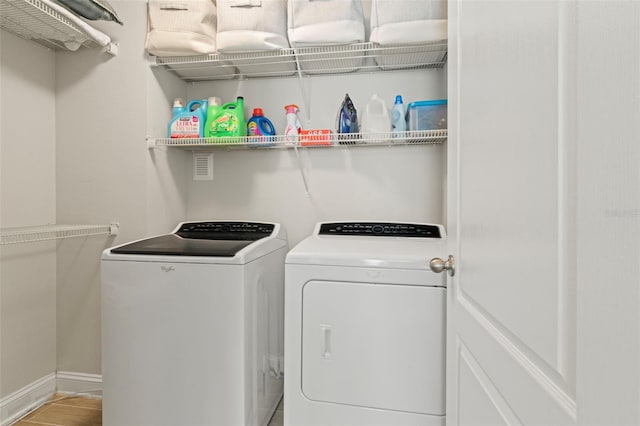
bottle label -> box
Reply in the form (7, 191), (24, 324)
(247, 121), (262, 136)
(212, 114), (239, 134)
(300, 129), (332, 146)
(170, 116), (200, 138)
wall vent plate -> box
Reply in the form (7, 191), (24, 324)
(193, 153), (213, 181)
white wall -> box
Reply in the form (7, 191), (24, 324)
(186, 71), (448, 246)
(186, 145), (445, 246)
(55, 1), (148, 375)
(54, 0), (188, 375)
(0, 31), (57, 397)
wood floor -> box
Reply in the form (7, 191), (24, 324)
(13, 394), (284, 426)
(15, 394), (102, 426)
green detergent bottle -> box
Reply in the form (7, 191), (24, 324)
(205, 96), (246, 140)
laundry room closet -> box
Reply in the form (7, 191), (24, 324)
(4, 0), (640, 425)
(0, 0), (447, 419)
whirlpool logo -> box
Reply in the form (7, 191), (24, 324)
(160, 265), (175, 273)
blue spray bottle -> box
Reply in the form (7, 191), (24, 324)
(391, 95), (406, 136)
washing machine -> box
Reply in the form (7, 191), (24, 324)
(284, 221), (447, 426)
(101, 221), (287, 426)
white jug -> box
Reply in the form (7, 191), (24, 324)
(360, 94), (391, 136)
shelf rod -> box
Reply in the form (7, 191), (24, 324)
(0, 223), (119, 245)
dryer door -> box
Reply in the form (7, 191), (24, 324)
(301, 280), (446, 415)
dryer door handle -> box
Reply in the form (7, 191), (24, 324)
(320, 325), (332, 359)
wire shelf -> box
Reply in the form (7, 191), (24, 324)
(153, 41), (448, 81)
(0, 0), (108, 51)
(149, 129), (447, 150)
(0, 223), (119, 245)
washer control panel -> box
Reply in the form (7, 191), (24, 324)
(176, 222), (275, 240)
(318, 222), (442, 238)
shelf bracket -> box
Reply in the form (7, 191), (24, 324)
(104, 42), (119, 56)
(146, 136), (157, 149)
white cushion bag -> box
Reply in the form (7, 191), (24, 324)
(216, 0), (293, 76)
(288, 0), (364, 46)
(146, 0), (236, 79)
(369, 0), (447, 69)
(145, 0), (218, 56)
(216, 0), (289, 51)
(287, 0), (365, 74)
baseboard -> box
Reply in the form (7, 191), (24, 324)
(0, 371), (102, 426)
(0, 373), (56, 426)
(56, 371), (102, 396)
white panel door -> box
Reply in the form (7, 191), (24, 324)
(446, 1), (640, 425)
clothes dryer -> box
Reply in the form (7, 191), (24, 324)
(284, 222), (446, 426)
(101, 221), (287, 426)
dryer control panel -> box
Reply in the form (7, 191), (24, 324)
(318, 222), (442, 238)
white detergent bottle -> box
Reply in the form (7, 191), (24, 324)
(361, 94), (391, 137)
(391, 94), (406, 137)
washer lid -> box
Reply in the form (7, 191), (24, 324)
(286, 221), (447, 270)
(104, 221), (287, 263)
(108, 234), (257, 257)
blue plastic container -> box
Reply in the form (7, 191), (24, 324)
(406, 99), (447, 131)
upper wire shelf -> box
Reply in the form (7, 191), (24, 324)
(0, 223), (119, 245)
(149, 129), (447, 150)
(0, 0), (111, 51)
(152, 41), (448, 81)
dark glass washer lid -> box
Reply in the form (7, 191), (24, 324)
(110, 221), (275, 257)
(110, 235), (256, 257)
